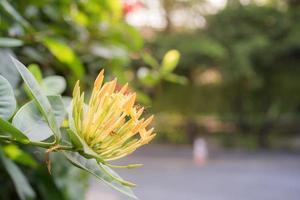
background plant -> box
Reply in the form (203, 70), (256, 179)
(148, 0), (300, 147)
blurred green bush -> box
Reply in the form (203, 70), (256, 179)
(0, 0), (142, 85)
(149, 1), (300, 148)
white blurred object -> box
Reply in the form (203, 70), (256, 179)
(193, 138), (208, 166)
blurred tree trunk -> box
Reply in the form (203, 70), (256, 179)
(162, 0), (173, 32)
(257, 120), (273, 149)
(184, 118), (199, 144)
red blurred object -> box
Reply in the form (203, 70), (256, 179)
(122, 0), (144, 16)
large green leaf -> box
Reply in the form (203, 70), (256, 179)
(12, 96), (66, 142)
(0, 49), (20, 88)
(63, 151), (137, 199)
(0, 75), (16, 120)
(11, 56), (61, 141)
(42, 76), (67, 95)
(0, 148), (36, 200)
(42, 38), (85, 79)
(0, 37), (23, 47)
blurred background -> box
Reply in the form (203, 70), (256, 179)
(0, 0), (300, 199)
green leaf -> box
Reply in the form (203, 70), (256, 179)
(63, 152), (137, 199)
(160, 49), (180, 74)
(106, 0), (122, 21)
(137, 67), (160, 86)
(28, 64), (43, 83)
(11, 56), (61, 141)
(66, 122), (99, 159)
(0, 117), (29, 143)
(12, 96), (66, 142)
(0, 75), (17, 120)
(25, 64), (43, 100)
(42, 76), (66, 95)
(0, 0), (31, 29)
(0, 37), (23, 47)
(66, 129), (83, 150)
(0, 49), (20, 88)
(142, 52), (159, 69)
(120, 24), (143, 51)
(0, 148), (36, 200)
(98, 163), (136, 187)
(3, 144), (38, 168)
(42, 38), (85, 79)
(163, 73), (188, 85)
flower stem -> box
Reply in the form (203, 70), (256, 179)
(0, 135), (73, 151)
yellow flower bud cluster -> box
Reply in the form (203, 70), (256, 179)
(72, 70), (155, 161)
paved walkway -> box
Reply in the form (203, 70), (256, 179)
(86, 145), (300, 200)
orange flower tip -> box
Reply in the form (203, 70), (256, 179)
(135, 107), (144, 119)
(94, 70), (104, 88)
(136, 107), (145, 115)
(149, 115), (154, 120)
(131, 93), (137, 104)
(133, 122), (143, 132)
(141, 134), (155, 145)
(132, 92), (136, 98)
(124, 93), (136, 112)
(149, 133), (156, 138)
(148, 127), (154, 134)
(119, 83), (128, 94)
(109, 78), (117, 89)
(140, 118), (145, 122)
(145, 115), (154, 125)
(113, 77), (117, 81)
(150, 133), (156, 140)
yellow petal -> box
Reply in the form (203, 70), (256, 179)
(94, 69), (104, 89)
(124, 93), (136, 114)
(119, 83), (128, 94)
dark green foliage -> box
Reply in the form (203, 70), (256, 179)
(151, 2), (300, 147)
(0, 0), (143, 88)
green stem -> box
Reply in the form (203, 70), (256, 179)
(0, 135), (73, 151)
(0, 135), (11, 140)
(58, 145), (74, 151)
(106, 163), (143, 169)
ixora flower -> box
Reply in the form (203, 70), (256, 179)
(71, 70), (155, 161)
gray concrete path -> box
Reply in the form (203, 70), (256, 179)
(86, 145), (300, 200)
